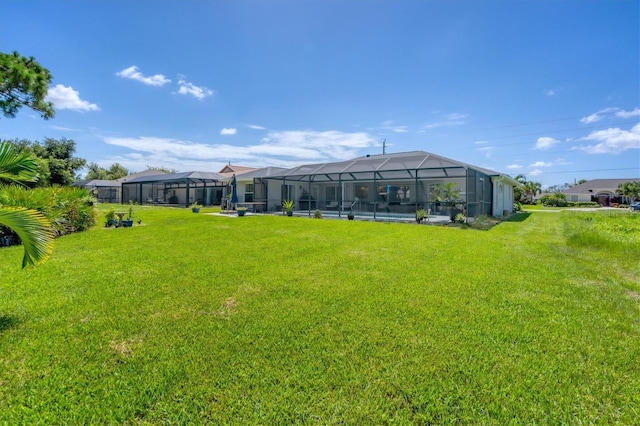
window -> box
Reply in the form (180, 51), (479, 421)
(281, 184), (294, 200)
(245, 183), (254, 202)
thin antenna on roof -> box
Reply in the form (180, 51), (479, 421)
(382, 139), (386, 155)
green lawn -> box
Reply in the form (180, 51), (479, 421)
(1, 206), (639, 424)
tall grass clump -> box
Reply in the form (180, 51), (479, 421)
(563, 210), (640, 254)
(0, 185), (96, 236)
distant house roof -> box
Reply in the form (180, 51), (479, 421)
(123, 171), (225, 184)
(266, 151), (506, 182)
(117, 169), (168, 184)
(563, 178), (640, 195)
(75, 170), (168, 188)
(234, 166), (289, 180)
(218, 164), (258, 178)
(84, 179), (120, 188)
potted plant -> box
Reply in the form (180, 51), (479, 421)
(282, 200), (294, 216)
(123, 201), (135, 227)
(104, 207), (117, 227)
(429, 182), (463, 222)
(415, 208), (428, 223)
(237, 206), (247, 216)
(190, 202), (201, 213)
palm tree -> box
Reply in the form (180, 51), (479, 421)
(616, 181), (640, 204)
(0, 141), (54, 267)
(523, 180), (542, 204)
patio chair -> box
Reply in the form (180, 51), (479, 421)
(326, 201), (339, 210)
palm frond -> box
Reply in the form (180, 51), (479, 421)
(0, 206), (54, 268)
(0, 141), (39, 185)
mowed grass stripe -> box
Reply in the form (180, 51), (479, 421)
(0, 206), (638, 424)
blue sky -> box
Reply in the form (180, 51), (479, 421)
(1, 0), (638, 187)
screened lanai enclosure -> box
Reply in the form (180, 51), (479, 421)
(121, 172), (227, 207)
(83, 180), (120, 203)
(254, 151), (516, 220)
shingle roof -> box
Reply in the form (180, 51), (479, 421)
(563, 178), (640, 194)
(122, 171), (224, 184)
(218, 164), (258, 177)
(117, 169), (168, 183)
(234, 166), (289, 180)
(267, 151), (503, 179)
(85, 179), (120, 187)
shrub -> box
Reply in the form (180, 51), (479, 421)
(313, 209), (322, 219)
(540, 193), (567, 207)
(566, 201), (600, 208)
(467, 215), (500, 230)
(104, 207), (117, 226)
(0, 185), (96, 237)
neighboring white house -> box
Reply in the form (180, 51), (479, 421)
(562, 178), (640, 205)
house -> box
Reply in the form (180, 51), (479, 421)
(232, 166), (289, 211)
(117, 164), (268, 208)
(77, 169), (168, 203)
(252, 151), (518, 219)
(218, 163), (258, 178)
(121, 171), (226, 207)
(78, 151), (519, 218)
(562, 178), (640, 206)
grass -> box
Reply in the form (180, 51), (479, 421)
(1, 205), (639, 424)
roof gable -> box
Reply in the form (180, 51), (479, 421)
(218, 164), (258, 177)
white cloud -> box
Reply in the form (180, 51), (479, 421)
(51, 125), (80, 132)
(506, 164), (522, 170)
(116, 65), (171, 86)
(572, 123), (640, 154)
(260, 130), (375, 160)
(45, 84), (99, 112)
(445, 113), (468, 121)
(389, 125), (409, 133)
(529, 169), (543, 176)
(423, 112), (468, 129)
(534, 137), (559, 150)
(381, 120), (408, 133)
(220, 128), (237, 136)
(477, 146), (493, 158)
(581, 107), (640, 123)
(247, 124), (266, 130)
(530, 161), (552, 167)
(544, 89), (556, 96)
(616, 107), (640, 119)
(177, 76), (213, 100)
(102, 129), (377, 172)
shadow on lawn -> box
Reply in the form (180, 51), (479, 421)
(0, 315), (22, 333)
(464, 212), (532, 231)
(506, 212), (531, 222)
